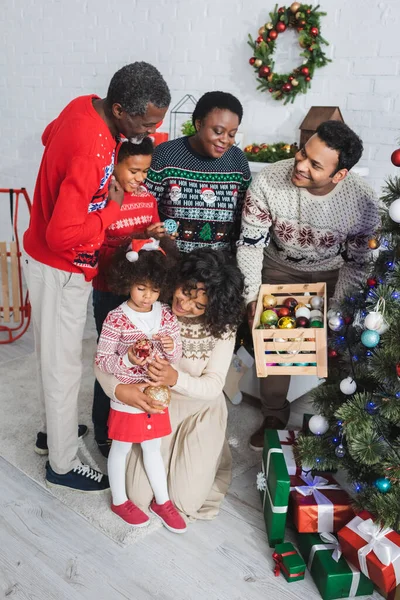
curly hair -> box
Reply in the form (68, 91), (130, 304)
(107, 238), (178, 300)
(175, 249), (245, 338)
(107, 62), (171, 116)
(192, 91), (243, 126)
(316, 120), (363, 172)
(117, 137), (154, 163)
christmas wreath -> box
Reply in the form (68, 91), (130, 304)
(244, 142), (298, 163)
(248, 3), (330, 104)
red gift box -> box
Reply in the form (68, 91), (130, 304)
(290, 473), (355, 533)
(338, 510), (400, 594)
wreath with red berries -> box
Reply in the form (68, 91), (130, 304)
(248, 3), (330, 104)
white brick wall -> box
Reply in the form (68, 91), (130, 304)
(0, 0), (399, 238)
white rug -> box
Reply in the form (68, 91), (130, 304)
(0, 333), (262, 546)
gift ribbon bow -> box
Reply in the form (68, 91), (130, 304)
(272, 550), (304, 578)
(308, 533), (360, 597)
(295, 474), (340, 532)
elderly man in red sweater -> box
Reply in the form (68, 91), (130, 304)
(23, 62), (170, 493)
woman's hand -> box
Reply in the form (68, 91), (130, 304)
(145, 222), (166, 239)
(114, 382), (166, 414)
(147, 356), (178, 387)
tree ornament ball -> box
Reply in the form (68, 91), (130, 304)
(258, 25), (266, 35)
(282, 83), (292, 93)
(365, 400), (379, 415)
(277, 306), (291, 318)
(291, 78), (299, 87)
(390, 148), (400, 167)
(310, 27), (319, 36)
(269, 30), (278, 40)
(276, 21), (286, 33)
(263, 293), (277, 308)
(340, 377), (357, 395)
(260, 309), (279, 326)
(300, 66), (310, 76)
(310, 319), (324, 328)
(254, 58), (263, 68)
(327, 307), (342, 321)
(308, 414), (329, 435)
(361, 329), (380, 348)
(283, 297), (298, 310)
(364, 311), (384, 331)
(249, 57), (256, 66)
(367, 277), (377, 288)
(295, 302), (308, 313)
(310, 296), (324, 310)
(266, 22), (274, 30)
(134, 339), (153, 359)
(328, 348), (338, 358)
(295, 306), (311, 319)
(290, 1), (301, 12)
(144, 385), (171, 407)
(368, 237), (380, 250)
(328, 314), (344, 331)
(296, 316), (309, 328)
(335, 444), (346, 458)
(259, 65), (271, 78)
(374, 477), (392, 493)
(278, 316), (297, 329)
(388, 198), (400, 223)
(310, 309), (323, 319)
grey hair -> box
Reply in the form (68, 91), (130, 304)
(106, 62), (171, 116)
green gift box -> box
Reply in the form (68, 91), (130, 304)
(257, 430), (290, 547)
(273, 542), (306, 582)
(297, 532), (374, 600)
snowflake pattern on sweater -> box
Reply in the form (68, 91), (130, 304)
(237, 158), (380, 303)
(145, 136), (251, 253)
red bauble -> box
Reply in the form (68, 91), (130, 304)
(278, 6), (285, 13)
(134, 339), (153, 359)
(277, 306), (291, 318)
(344, 316), (352, 325)
(391, 149), (400, 167)
(259, 65), (271, 77)
(282, 83), (292, 93)
(296, 316), (310, 328)
(328, 348), (338, 358)
(269, 88), (274, 92)
(276, 22), (287, 33)
(283, 297), (298, 310)
(249, 57), (256, 65)
(396, 363), (400, 377)
(305, 76), (311, 81)
(252, 146), (260, 154)
(310, 27), (319, 36)
(288, 75), (294, 81)
(367, 277), (377, 288)
(256, 35), (263, 43)
(300, 66), (309, 75)
(269, 30), (278, 40)
(306, 9), (311, 13)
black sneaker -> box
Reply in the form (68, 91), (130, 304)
(96, 439), (112, 458)
(35, 425), (89, 456)
(45, 461), (110, 493)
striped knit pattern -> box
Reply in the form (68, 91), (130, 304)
(146, 136), (251, 253)
(237, 158), (380, 303)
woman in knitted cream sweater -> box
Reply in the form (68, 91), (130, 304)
(95, 249), (244, 522)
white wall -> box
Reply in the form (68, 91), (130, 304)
(1, 0), (400, 239)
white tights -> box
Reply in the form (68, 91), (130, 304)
(108, 438), (169, 507)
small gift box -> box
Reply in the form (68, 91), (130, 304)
(337, 510), (400, 594)
(297, 532), (374, 599)
(273, 542), (306, 583)
(256, 430), (290, 547)
(290, 473), (355, 533)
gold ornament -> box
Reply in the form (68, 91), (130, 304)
(266, 22), (274, 30)
(368, 237), (380, 250)
(290, 2), (301, 13)
(291, 78), (299, 86)
(254, 58), (263, 67)
(295, 11), (302, 19)
(267, 73), (274, 82)
(278, 316), (297, 329)
(263, 293), (278, 308)
(282, 144), (292, 153)
(144, 385), (171, 407)
(258, 26), (266, 35)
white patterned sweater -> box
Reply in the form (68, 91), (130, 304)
(236, 159), (380, 303)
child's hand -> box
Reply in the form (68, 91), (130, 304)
(127, 346), (149, 366)
(145, 222), (166, 239)
(153, 335), (174, 353)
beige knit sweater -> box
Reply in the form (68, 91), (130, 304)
(237, 158), (380, 303)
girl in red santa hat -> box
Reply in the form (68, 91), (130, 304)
(95, 238), (186, 533)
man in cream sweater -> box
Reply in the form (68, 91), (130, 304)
(236, 121), (379, 450)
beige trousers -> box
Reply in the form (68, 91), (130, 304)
(23, 253), (91, 474)
(260, 254), (339, 425)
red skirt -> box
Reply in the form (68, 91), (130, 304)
(108, 408), (172, 443)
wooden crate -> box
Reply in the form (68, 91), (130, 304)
(252, 282), (327, 378)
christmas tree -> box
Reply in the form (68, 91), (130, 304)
(199, 223), (212, 241)
(297, 148), (400, 530)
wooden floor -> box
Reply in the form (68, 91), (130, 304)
(0, 320), (379, 600)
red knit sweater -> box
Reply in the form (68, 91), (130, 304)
(23, 95), (121, 281)
(92, 188), (160, 292)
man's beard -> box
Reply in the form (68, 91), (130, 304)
(129, 134), (146, 144)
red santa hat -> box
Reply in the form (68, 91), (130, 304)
(201, 187), (214, 194)
(126, 238), (166, 262)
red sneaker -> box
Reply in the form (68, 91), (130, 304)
(111, 500), (149, 527)
(149, 500), (187, 534)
